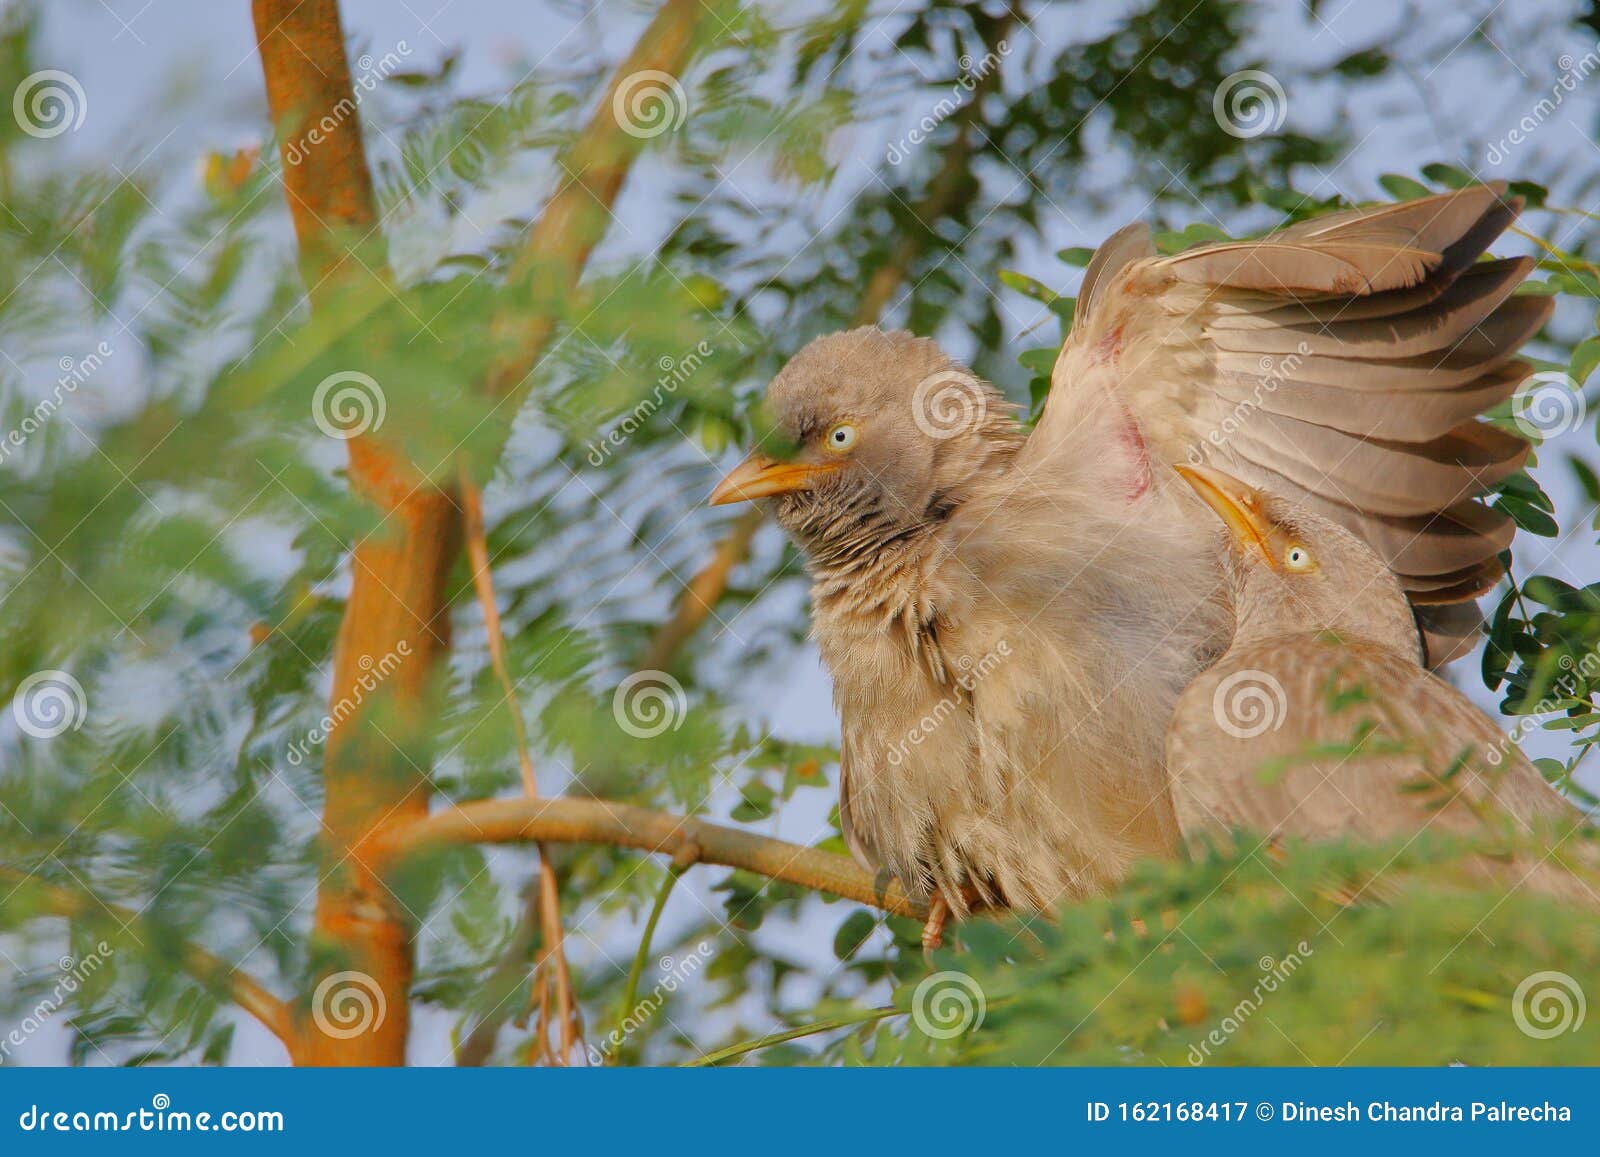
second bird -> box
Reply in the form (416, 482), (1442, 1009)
(1166, 463), (1593, 904)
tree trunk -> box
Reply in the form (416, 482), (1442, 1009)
(253, 0), (455, 1066)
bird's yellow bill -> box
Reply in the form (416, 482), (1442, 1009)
(708, 453), (839, 505)
(1174, 464), (1274, 564)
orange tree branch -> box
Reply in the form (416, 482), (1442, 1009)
(1, 868), (297, 1055)
(371, 796), (927, 921)
(487, 0), (711, 396)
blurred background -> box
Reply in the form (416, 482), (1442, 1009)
(1, 0), (1598, 1067)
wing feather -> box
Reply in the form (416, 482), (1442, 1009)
(1039, 185), (1542, 666)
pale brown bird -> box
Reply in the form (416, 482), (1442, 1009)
(1165, 463), (1594, 903)
(709, 186), (1548, 945)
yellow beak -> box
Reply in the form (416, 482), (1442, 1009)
(1174, 464), (1274, 563)
(708, 453), (839, 506)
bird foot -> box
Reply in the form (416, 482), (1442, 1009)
(920, 886), (984, 956)
(921, 893), (951, 953)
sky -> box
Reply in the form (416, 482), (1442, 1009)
(5, 0), (1600, 1064)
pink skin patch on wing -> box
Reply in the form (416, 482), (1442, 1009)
(1092, 323), (1124, 364)
(1118, 410), (1151, 500)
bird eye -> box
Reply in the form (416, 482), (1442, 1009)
(824, 423), (858, 452)
(1285, 545), (1314, 571)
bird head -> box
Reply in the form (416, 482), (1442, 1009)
(1175, 463), (1421, 661)
(709, 327), (1019, 560)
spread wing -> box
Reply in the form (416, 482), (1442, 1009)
(1039, 185), (1548, 665)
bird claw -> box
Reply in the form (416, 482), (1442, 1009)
(921, 893), (950, 953)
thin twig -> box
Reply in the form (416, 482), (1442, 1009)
(610, 861), (685, 1063)
(458, 466), (583, 1063)
(686, 1006), (902, 1067)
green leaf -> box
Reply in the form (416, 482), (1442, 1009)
(1056, 246), (1095, 267)
(1378, 174), (1432, 201)
(1571, 336), (1600, 387)
(1507, 180), (1549, 208)
(997, 270), (1058, 303)
(1420, 162), (1473, 189)
(1567, 455), (1600, 504)
(832, 909), (877, 960)
(1334, 48), (1390, 78)
(1018, 347), (1058, 375)
(1494, 494), (1559, 537)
